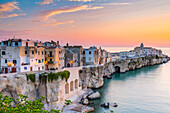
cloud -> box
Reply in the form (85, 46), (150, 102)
(38, 0), (54, 5)
(69, 0), (95, 2)
(0, 2), (25, 19)
(39, 5), (103, 20)
(40, 20), (74, 26)
(0, 13), (25, 19)
(102, 3), (132, 6)
(0, 2), (21, 12)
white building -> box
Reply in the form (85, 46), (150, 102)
(83, 46), (99, 66)
(0, 46), (20, 73)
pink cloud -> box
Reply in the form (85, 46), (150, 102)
(40, 20), (74, 26)
(0, 2), (25, 19)
(38, 5), (103, 20)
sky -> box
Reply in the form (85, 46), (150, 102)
(0, 0), (170, 47)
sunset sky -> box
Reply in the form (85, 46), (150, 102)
(0, 0), (170, 47)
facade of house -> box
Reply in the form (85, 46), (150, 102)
(64, 44), (83, 67)
(110, 52), (120, 61)
(44, 46), (64, 70)
(19, 46), (45, 72)
(120, 51), (130, 58)
(83, 46), (99, 66)
(0, 46), (20, 73)
(64, 49), (78, 67)
(59, 47), (65, 69)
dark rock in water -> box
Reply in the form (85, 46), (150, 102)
(87, 92), (101, 100)
(107, 76), (112, 79)
(113, 103), (118, 107)
(101, 102), (110, 108)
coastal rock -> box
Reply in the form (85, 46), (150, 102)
(88, 91), (101, 100)
(80, 66), (104, 88)
(113, 103), (118, 107)
(101, 102), (110, 108)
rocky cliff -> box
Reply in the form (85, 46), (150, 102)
(0, 72), (62, 110)
(79, 57), (168, 88)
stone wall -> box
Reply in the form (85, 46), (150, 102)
(0, 67), (82, 110)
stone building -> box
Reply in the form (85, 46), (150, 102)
(64, 44), (83, 67)
(64, 49), (78, 67)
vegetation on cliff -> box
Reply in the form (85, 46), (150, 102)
(26, 74), (36, 83)
(26, 71), (70, 84)
(0, 92), (63, 113)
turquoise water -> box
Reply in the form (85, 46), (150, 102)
(90, 47), (170, 113)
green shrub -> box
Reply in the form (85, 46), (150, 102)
(0, 92), (60, 113)
(26, 74), (36, 83)
(38, 71), (70, 84)
(39, 72), (48, 84)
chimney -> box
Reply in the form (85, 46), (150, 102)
(66, 43), (69, 47)
(57, 41), (59, 46)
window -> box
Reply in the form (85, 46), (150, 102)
(42, 66), (44, 69)
(50, 58), (52, 62)
(5, 59), (7, 63)
(45, 58), (47, 61)
(89, 58), (91, 61)
(38, 60), (41, 63)
(42, 51), (43, 55)
(49, 51), (52, 57)
(24, 67), (27, 70)
(13, 60), (17, 64)
(38, 51), (40, 55)
(45, 51), (46, 55)
(89, 51), (91, 54)
(15, 42), (18, 46)
(25, 50), (27, 54)
(83, 51), (85, 55)
(2, 51), (5, 55)
(32, 51), (34, 54)
(42, 59), (44, 63)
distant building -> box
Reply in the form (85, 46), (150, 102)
(134, 43), (163, 57)
(120, 51), (129, 58)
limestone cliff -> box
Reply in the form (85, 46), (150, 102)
(80, 57), (168, 89)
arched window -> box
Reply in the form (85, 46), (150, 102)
(70, 81), (73, 91)
(75, 79), (78, 89)
(65, 83), (69, 94)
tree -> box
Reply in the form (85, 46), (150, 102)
(0, 92), (63, 113)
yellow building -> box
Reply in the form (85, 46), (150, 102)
(45, 47), (61, 70)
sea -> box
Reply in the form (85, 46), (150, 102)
(89, 47), (170, 113)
